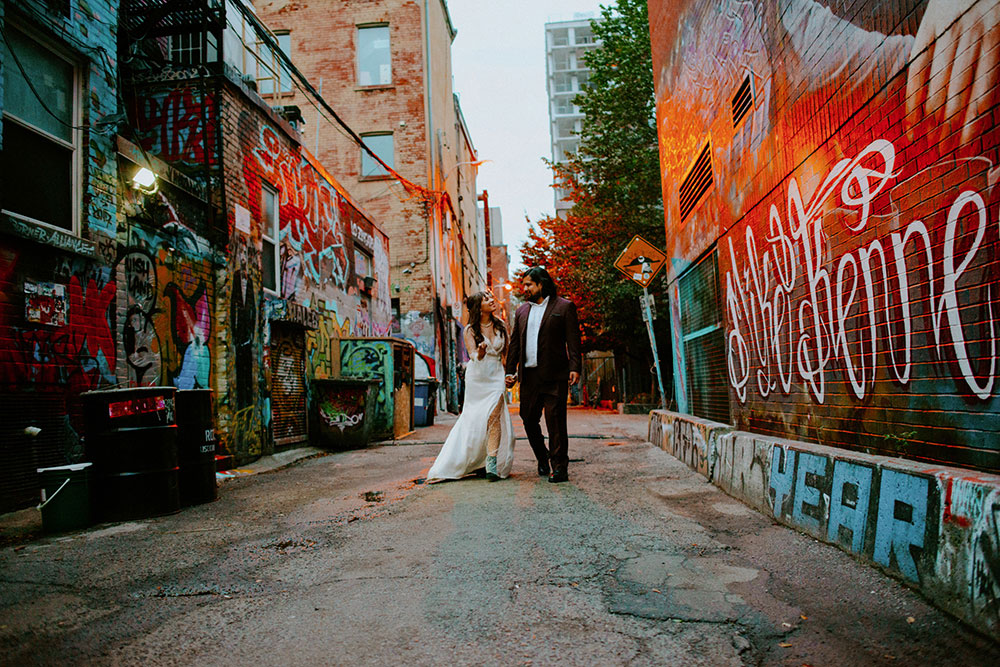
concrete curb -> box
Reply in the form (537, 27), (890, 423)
(648, 410), (1000, 641)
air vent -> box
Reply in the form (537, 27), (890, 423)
(679, 141), (713, 222)
(732, 74), (754, 127)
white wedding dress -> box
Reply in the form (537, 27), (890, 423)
(427, 329), (515, 481)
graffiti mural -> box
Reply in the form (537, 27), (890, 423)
(652, 0), (1000, 468)
(252, 126), (349, 302)
(117, 178), (215, 390)
(0, 255), (116, 394)
(318, 387), (366, 432)
(768, 444), (939, 583)
(341, 339), (392, 436)
(133, 85), (218, 167)
(401, 311), (436, 377)
(231, 237), (258, 409)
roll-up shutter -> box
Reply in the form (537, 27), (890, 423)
(270, 325), (307, 445)
(678, 249), (730, 424)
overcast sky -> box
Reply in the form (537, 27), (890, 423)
(447, 1), (606, 273)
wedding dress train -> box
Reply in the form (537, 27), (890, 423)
(427, 331), (514, 481)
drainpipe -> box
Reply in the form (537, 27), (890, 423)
(477, 190), (493, 289)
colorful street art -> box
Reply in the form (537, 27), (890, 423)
(651, 0), (1000, 469)
(650, 410), (1000, 638)
(318, 388), (366, 432)
(134, 85), (219, 167)
(0, 251), (116, 394)
(117, 181), (216, 390)
(340, 339), (392, 437)
(253, 126), (350, 300)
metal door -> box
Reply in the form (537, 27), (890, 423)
(270, 325), (307, 445)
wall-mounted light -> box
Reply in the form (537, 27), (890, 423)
(131, 166), (158, 195)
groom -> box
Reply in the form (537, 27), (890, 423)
(505, 267), (582, 483)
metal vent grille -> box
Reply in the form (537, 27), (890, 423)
(679, 141), (713, 222)
(732, 74), (754, 127)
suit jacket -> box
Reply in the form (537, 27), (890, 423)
(505, 296), (582, 384)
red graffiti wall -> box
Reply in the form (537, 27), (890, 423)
(651, 0), (1000, 470)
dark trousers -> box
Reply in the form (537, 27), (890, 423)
(519, 369), (569, 473)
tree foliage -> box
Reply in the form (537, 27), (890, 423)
(520, 0), (665, 357)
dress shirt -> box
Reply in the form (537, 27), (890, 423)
(524, 296), (549, 368)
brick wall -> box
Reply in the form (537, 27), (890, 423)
(0, 0), (121, 510)
(256, 0), (478, 402)
(650, 0), (1000, 471)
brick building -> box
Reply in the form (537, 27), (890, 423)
(0, 0), (395, 511)
(255, 0), (487, 412)
(647, 0), (1000, 636)
(121, 0), (393, 463)
(651, 0), (999, 471)
(0, 0), (122, 511)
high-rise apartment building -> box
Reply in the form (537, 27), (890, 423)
(544, 14), (601, 218)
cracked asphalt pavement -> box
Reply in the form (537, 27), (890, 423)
(1, 407), (996, 665)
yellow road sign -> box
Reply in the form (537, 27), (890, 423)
(613, 235), (666, 288)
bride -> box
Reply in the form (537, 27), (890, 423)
(427, 290), (515, 482)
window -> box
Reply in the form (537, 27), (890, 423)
(259, 32), (292, 95)
(170, 31), (218, 67)
(357, 25), (391, 86)
(360, 133), (393, 178)
(355, 246), (373, 294)
(0, 26), (78, 232)
(262, 185), (279, 293)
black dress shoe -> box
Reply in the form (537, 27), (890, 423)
(537, 463), (550, 477)
(486, 472), (501, 482)
(472, 467), (487, 478)
(548, 470), (568, 483)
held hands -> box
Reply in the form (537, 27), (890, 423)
(505, 374), (517, 388)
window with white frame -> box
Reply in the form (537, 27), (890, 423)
(360, 133), (393, 178)
(262, 185), (279, 293)
(170, 30), (218, 67)
(355, 245), (373, 294)
(0, 26), (79, 233)
(357, 25), (391, 86)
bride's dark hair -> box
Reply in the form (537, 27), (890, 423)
(466, 291), (507, 356)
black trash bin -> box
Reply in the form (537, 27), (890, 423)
(176, 389), (217, 506)
(413, 379), (438, 427)
(82, 387), (180, 522)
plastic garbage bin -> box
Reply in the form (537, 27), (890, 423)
(37, 462), (93, 533)
(82, 387), (180, 522)
(413, 379), (438, 427)
(176, 389), (217, 506)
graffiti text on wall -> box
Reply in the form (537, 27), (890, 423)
(135, 87), (218, 166)
(726, 139), (999, 404)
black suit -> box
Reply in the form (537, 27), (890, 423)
(505, 296), (582, 474)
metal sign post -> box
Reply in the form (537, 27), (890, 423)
(641, 288), (667, 409)
(613, 235), (669, 410)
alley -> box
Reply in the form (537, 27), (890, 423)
(1, 408), (995, 665)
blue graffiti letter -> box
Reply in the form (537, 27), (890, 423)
(770, 447), (796, 518)
(828, 461), (873, 554)
(792, 452), (827, 533)
(873, 469), (928, 582)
